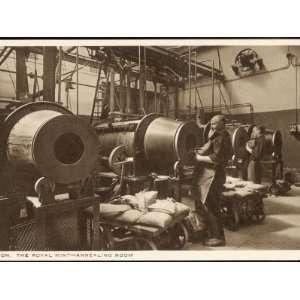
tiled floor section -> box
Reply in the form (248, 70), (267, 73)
(184, 186), (300, 250)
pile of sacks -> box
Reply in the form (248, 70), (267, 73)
(98, 190), (190, 229)
(222, 176), (268, 199)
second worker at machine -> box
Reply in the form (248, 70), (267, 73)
(192, 115), (232, 247)
(246, 125), (267, 184)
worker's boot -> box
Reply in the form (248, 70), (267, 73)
(204, 208), (225, 247)
(204, 237), (226, 247)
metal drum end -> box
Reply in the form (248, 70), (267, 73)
(174, 121), (203, 166)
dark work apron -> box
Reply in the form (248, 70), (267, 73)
(192, 164), (216, 205)
(247, 160), (262, 184)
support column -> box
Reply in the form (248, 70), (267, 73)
(126, 71), (132, 114)
(153, 81), (157, 113)
(174, 84), (179, 119)
(119, 70), (125, 113)
(15, 47), (29, 100)
(43, 46), (57, 102)
(109, 67), (115, 113)
(139, 66), (145, 113)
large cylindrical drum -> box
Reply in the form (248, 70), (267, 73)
(97, 131), (135, 156)
(248, 126), (282, 157)
(144, 117), (202, 169)
(5, 102), (98, 184)
(202, 122), (249, 161)
(227, 125), (249, 160)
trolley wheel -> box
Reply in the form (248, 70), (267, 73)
(99, 224), (115, 250)
(254, 212), (266, 223)
(269, 184), (280, 196)
(133, 237), (158, 250)
(253, 201), (266, 224)
(226, 203), (240, 231)
(108, 145), (127, 175)
(171, 222), (189, 249)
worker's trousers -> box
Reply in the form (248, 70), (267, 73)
(248, 160), (262, 184)
(194, 169), (225, 241)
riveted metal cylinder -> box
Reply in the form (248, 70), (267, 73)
(226, 125), (249, 160)
(3, 102), (98, 184)
(144, 117), (202, 169)
(95, 114), (158, 159)
(202, 122), (249, 160)
(248, 126), (282, 156)
(97, 131), (135, 157)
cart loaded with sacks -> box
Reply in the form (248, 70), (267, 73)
(220, 176), (268, 231)
(83, 190), (192, 250)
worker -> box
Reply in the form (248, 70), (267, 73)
(192, 114), (232, 247)
(246, 125), (266, 184)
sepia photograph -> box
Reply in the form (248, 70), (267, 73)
(0, 39), (300, 260)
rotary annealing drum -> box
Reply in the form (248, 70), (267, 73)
(226, 125), (249, 161)
(248, 126), (283, 157)
(143, 117), (202, 169)
(97, 131), (136, 157)
(95, 113), (157, 160)
(2, 102), (98, 184)
(202, 122), (249, 161)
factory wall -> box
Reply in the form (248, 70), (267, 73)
(177, 45), (300, 168)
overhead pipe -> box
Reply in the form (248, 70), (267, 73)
(0, 68), (43, 79)
(151, 46), (223, 78)
(0, 98), (22, 104)
(201, 102), (254, 121)
(179, 56), (293, 91)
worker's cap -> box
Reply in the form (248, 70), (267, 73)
(210, 114), (226, 124)
(255, 125), (266, 134)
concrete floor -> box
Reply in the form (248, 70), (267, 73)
(184, 186), (300, 250)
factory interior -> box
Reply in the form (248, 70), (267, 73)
(1, 44), (300, 251)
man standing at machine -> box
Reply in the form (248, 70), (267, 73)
(246, 125), (266, 184)
(192, 114), (232, 247)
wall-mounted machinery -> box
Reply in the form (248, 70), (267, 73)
(231, 48), (265, 76)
